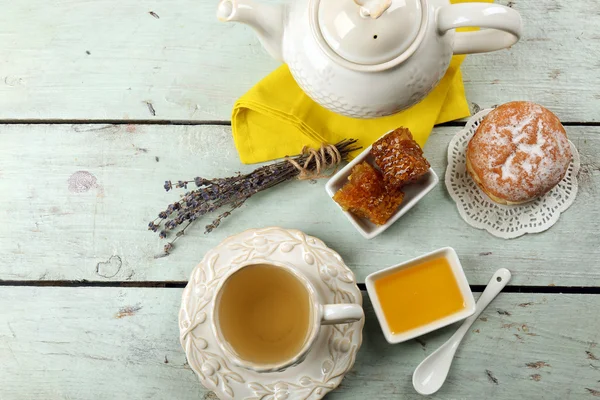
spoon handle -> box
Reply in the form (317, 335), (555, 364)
(452, 268), (512, 342)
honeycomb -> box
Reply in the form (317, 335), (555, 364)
(371, 127), (430, 189)
(333, 162), (404, 225)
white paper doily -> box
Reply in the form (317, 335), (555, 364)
(445, 109), (580, 239)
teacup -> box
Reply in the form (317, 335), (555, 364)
(211, 260), (364, 373)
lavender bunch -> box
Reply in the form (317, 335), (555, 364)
(148, 139), (360, 256)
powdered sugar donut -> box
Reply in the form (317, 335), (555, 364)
(466, 102), (572, 205)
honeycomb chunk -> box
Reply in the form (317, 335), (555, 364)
(371, 127), (430, 189)
(333, 162), (404, 225)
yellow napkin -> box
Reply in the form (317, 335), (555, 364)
(232, 1), (489, 164)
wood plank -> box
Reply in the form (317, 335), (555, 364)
(1, 1), (599, 122)
(1, 287), (599, 399)
(460, 0), (600, 122)
(1, 124), (598, 285)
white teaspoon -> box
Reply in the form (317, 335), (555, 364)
(412, 268), (512, 395)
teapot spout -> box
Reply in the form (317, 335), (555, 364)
(217, 0), (285, 62)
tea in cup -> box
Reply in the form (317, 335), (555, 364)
(212, 262), (363, 372)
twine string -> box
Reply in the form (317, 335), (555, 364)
(286, 144), (343, 180)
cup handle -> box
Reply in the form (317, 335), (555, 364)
(321, 304), (364, 325)
(436, 3), (522, 55)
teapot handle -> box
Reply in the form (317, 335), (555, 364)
(436, 3), (522, 55)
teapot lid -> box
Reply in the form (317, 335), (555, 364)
(310, 0), (425, 71)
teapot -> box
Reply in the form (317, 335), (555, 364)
(217, 0), (522, 118)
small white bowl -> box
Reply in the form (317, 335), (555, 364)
(325, 139), (439, 239)
(365, 247), (476, 344)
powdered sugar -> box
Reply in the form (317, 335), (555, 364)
(508, 114), (535, 140)
(500, 152), (517, 181)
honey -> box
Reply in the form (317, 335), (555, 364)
(373, 257), (466, 334)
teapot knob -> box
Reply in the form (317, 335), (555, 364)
(353, 0), (392, 19)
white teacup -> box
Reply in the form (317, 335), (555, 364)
(211, 261), (364, 373)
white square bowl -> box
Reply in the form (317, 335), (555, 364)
(365, 247), (476, 344)
(325, 140), (439, 239)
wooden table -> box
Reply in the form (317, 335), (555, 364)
(1, 1), (599, 398)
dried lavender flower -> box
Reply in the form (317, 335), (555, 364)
(194, 177), (210, 187)
(149, 139), (360, 256)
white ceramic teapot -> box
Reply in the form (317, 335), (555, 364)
(217, 0), (522, 118)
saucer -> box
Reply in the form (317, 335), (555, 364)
(179, 227), (364, 399)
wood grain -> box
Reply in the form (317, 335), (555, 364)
(0, 287), (599, 399)
(1, 124), (598, 285)
(2, 1), (599, 398)
(1, 0), (599, 122)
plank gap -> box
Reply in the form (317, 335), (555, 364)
(0, 120), (598, 127)
(1, 280), (600, 294)
(0, 119), (232, 126)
